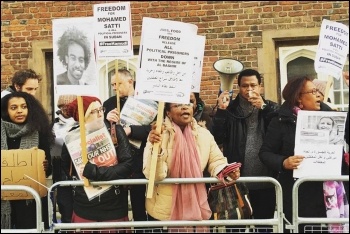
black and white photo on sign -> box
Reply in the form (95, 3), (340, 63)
(296, 110), (347, 145)
(293, 110), (347, 178)
(53, 17), (98, 88)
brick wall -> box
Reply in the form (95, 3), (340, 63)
(1, 1), (349, 106)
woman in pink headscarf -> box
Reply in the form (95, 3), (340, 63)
(143, 102), (240, 232)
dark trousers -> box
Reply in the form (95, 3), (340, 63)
(249, 187), (276, 219)
(249, 187), (276, 232)
(11, 196), (49, 229)
(130, 183), (148, 233)
(130, 184), (147, 221)
(57, 186), (74, 223)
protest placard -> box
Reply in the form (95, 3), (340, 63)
(94, 2), (133, 59)
(1, 148), (47, 200)
(314, 19), (349, 80)
(134, 17), (199, 198)
(191, 35), (206, 93)
(64, 119), (118, 200)
(134, 17), (198, 103)
(293, 110), (347, 178)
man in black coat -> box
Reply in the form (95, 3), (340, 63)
(212, 69), (279, 231)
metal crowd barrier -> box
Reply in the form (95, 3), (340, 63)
(291, 175), (349, 233)
(47, 177), (283, 233)
(1, 185), (44, 233)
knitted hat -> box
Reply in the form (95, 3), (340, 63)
(67, 96), (101, 121)
(57, 95), (77, 108)
(312, 79), (327, 97)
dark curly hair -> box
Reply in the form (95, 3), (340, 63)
(1, 92), (54, 144)
(57, 27), (91, 69)
(11, 69), (42, 87)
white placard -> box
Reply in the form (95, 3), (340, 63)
(293, 110), (347, 178)
(93, 2), (133, 59)
(52, 17), (98, 98)
(293, 144), (343, 178)
(191, 35), (206, 92)
(314, 19), (349, 80)
(134, 17), (198, 103)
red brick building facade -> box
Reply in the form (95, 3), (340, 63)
(1, 1), (349, 118)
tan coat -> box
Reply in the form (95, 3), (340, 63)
(143, 117), (228, 220)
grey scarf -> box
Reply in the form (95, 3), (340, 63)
(1, 119), (39, 229)
(1, 119), (39, 150)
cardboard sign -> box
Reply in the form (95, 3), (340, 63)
(1, 148), (47, 200)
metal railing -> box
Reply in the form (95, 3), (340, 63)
(291, 175), (349, 233)
(47, 176), (284, 233)
(1, 185), (44, 233)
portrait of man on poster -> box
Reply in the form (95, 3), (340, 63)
(56, 27), (92, 85)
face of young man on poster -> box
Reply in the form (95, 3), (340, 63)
(65, 42), (86, 82)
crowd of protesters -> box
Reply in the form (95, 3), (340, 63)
(1, 68), (349, 233)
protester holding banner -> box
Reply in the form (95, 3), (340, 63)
(104, 69), (153, 224)
(1, 92), (53, 229)
(258, 76), (346, 232)
(143, 102), (240, 232)
(60, 96), (133, 225)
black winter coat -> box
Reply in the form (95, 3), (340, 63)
(258, 102), (337, 223)
(212, 95), (279, 175)
(61, 124), (133, 221)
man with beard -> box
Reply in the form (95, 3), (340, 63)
(56, 27), (91, 85)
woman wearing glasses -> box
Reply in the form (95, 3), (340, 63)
(259, 76), (341, 232)
(143, 102), (241, 232)
(60, 96), (133, 228)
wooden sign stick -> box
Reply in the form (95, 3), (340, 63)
(77, 96), (89, 187)
(115, 61), (121, 120)
(146, 101), (165, 198)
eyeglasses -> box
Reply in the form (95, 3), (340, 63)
(300, 88), (320, 96)
(170, 103), (194, 109)
(90, 107), (105, 115)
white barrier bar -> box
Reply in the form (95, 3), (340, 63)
(291, 175), (349, 233)
(1, 185), (44, 233)
(47, 176), (284, 233)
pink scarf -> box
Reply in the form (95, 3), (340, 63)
(169, 123), (212, 223)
